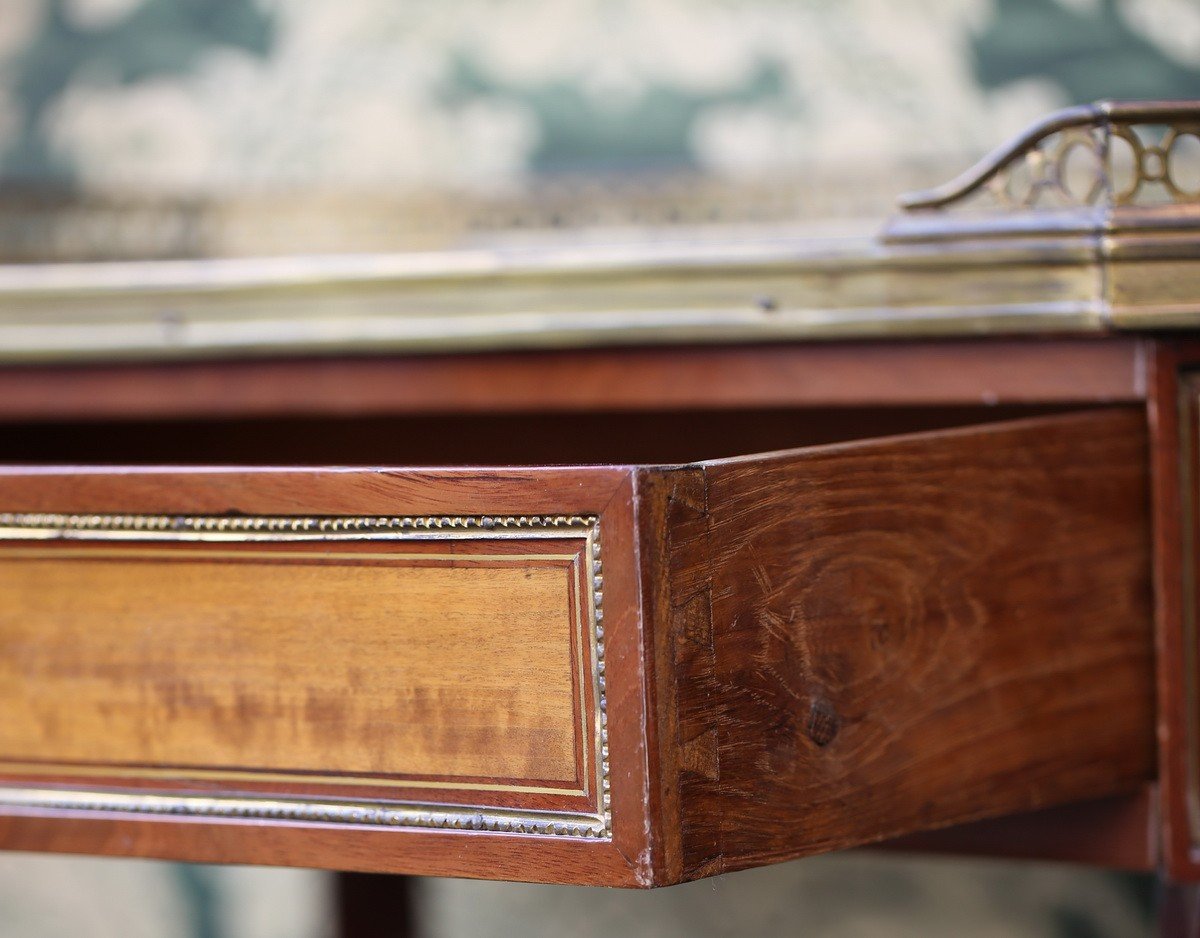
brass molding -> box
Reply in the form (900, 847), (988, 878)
(0, 512), (612, 840)
(0, 235), (1110, 356)
(0, 788), (608, 838)
(0, 511), (597, 538)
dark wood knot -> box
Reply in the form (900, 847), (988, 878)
(806, 698), (840, 747)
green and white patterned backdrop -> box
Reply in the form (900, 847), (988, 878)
(1, 0), (1199, 258)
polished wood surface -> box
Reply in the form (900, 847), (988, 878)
(0, 544), (580, 785)
(0, 338), (1145, 423)
(0, 407), (1158, 885)
(643, 409), (1155, 882)
(1150, 342), (1200, 881)
(1148, 342), (1191, 881)
(878, 790), (1158, 872)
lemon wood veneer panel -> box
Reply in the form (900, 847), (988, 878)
(0, 547), (580, 786)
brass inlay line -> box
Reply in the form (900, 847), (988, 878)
(0, 547), (578, 563)
(0, 512), (611, 839)
(0, 762), (584, 796)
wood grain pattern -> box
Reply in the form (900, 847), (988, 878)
(0, 546), (579, 786)
(642, 408), (1156, 883)
(0, 409), (1160, 885)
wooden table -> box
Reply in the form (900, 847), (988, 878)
(0, 100), (1197, 933)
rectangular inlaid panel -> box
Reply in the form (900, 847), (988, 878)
(0, 513), (608, 838)
(0, 551), (576, 784)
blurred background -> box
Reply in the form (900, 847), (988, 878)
(1, 0), (1199, 262)
(0, 0), (1192, 934)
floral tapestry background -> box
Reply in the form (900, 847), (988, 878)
(2, 0), (1199, 259)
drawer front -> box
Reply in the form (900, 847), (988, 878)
(0, 409), (1156, 886)
(0, 513), (602, 827)
(0, 468), (650, 886)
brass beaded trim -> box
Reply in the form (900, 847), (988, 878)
(0, 789), (609, 838)
(0, 511), (597, 535)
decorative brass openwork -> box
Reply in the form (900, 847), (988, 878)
(899, 101), (1200, 214)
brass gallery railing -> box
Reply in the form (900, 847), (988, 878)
(0, 100), (1199, 362)
(899, 100), (1200, 212)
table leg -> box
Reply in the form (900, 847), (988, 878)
(335, 872), (418, 938)
(1161, 881), (1200, 938)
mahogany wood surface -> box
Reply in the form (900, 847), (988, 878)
(642, 409), (1156, 883)
(0, 338), (1145, 422)
(877, 790), (1158, 872)
(1149, 342), (1191, 881)
(1150, 341), (1200, 881)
